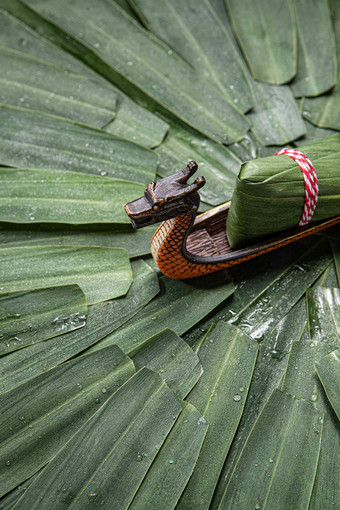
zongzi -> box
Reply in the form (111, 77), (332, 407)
(226, 134), (340, 248)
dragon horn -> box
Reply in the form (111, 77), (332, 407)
(186, 176), (206, 193)
(180, 161), (198, 183)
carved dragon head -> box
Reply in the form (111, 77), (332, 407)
(125, 161), (206, 229)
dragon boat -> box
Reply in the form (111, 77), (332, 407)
(125, 161), (340, 280)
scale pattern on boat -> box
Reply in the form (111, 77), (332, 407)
(151, 213), (232, 279)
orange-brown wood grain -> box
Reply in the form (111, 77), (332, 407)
(150, 213), (340, 280)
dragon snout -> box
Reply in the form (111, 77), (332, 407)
(125, 195), (157, 229)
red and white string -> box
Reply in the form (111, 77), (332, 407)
(274, 148), (319, 226)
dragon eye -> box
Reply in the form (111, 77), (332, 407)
(153, 205), (159, 211)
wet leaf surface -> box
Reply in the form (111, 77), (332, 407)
(0, 285), (87, 355)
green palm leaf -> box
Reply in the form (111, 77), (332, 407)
(129, 403), (208, 510)
(0, 8), (169, 147)
(129, 328), (202, 399)
(308, 412), (340, 510)
(230, 240), (332, 340)
(91, 275), (234, 353)
(331, 238), (340, 284)
(307, 286), (340, 343)
(0, 223), (155, 258)
(177, 323), (258, 510)
(295, 118), (336, 146)
(0, 47), (118, 127)
(248, 81), (306, 145)
(302, 0), (340, 129)
(211, 299), (308, 504)
(281, 286), (340, 510)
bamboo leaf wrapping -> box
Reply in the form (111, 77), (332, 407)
(226, 134), (340, 248)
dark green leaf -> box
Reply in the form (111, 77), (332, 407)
(307, 286), (340, 343)
(0, 47), (118, 127)
(0, 285), (86, 355)
(184, 240), (317, 349)
(218, 390), (323, 510)
(90, 274), (234, 354)
(316, 349), (340, 419)
(0, 223), (154, 258)
(0, 259), (158, 393)
(0, 472), (39, 510)
(228, 132), (286, 162)
(308, 407), (340, 510)
(0, 168), (144, 224)
(129, 403), (208, 510)
(13, 368), (181, 510)
(0, 344), (135, 496)
(129, 328), (202, 399)
(331, 238), (340, 285)
(15, 0), (250, 143)
(230, 239), (331, 341)
(291, 0), (336, 97)
(282, 319), (340, 510)
(112, 0), (138, 18)
(313, 258), (340, 287)
(226, 0), (296, 84)
(211, 299), (308, 508)
(0, 106), (157, 184)
(283, 280), (339, 410)
(248, 81), (306, 145)
(295, 119), (337, 147)
(0, 8), (169, 148)
(130, 0), (254, 112)
(302, 0), (340, 129)
(226, 133), (258, 162)
(208, 0), (232, 28)
(0, 245), (132, 305)
(177, 322), (258, 510)
(0, 8), (98, 77)
(104, 98), (169, 148)
(283, 341), (336, 409)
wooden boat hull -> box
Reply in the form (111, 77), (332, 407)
(185, 201), (340, 266)
(125, 161), (340, 279)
